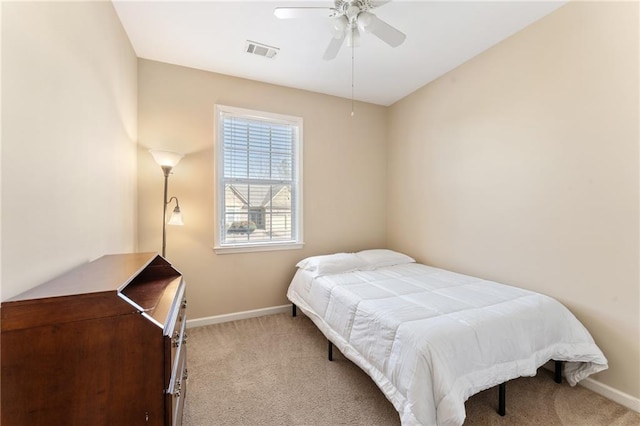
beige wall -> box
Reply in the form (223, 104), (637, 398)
(388, 1), (639, 400)
(1, 1), (138, 300)
(137, 59), (388, 320)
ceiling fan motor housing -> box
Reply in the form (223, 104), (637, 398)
(335, 0), (375, 14)
(334, 0), (376, 20)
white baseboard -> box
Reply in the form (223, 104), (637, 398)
(579, 377), (640, 413)
(542, 361), (639, 413)
(186, 304), (292, 328)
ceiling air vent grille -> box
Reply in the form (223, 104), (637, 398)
(245, 40), (279, 59)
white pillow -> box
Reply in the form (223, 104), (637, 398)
(296, 253), (368, 277)
(355, 249), (415, 269)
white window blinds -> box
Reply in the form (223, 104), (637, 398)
(215, 105), (303, 251)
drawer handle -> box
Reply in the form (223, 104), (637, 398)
(174, 380), (182, 398)
(179, 299), (188, 322)
(183, 368), (189, 381)
(172, 330), (181, 348)
(182, 332), (188, 346)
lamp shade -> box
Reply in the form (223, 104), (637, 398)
(150, 149), (184, 168)
(167, 205), (184, 226)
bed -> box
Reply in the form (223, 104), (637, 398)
(286, 249), (608, 426)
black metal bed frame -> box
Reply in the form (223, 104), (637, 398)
(292, 303), (564, 417)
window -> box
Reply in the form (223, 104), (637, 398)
(214, 105), (303, 253)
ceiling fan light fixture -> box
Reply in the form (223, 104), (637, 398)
(346, 26), (360, 48)
(357, 11), (374, 33)
(330, 15), (349, 38)
(346, 4), (360, 21)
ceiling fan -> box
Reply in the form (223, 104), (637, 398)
(274, 0), (406, 60)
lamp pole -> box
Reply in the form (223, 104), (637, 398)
(150, 149), (184, 258)
(161, 165), (172, 257)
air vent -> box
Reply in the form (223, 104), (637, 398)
(245, 40), (279, 59)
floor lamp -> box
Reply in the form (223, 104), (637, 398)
(150, 149), (184, 257)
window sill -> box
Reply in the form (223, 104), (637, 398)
(213, 242), (304, 255)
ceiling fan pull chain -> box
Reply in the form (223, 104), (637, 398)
(351, 40), (355, 117)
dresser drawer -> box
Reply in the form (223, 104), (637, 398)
(169, 294), (187, 370)
(169, 311), (187, 387)
(169, 345), (188, 426)
(166, 290), (187, 425)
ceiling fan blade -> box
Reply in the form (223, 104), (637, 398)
(323, 34), (346, 60)
(274, 7), (333, 19)
(369, 15), (406, 47)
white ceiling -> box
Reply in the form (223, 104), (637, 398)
(113, 1), (566, 106)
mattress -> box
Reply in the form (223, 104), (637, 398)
(287, 261), (608, 426)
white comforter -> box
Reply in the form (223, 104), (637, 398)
(287, 263), (608, 426)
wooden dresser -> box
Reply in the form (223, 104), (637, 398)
(0, 252), (187, 425)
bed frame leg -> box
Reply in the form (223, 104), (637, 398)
(328, 340), (333, 361)
(292, 303), (297, 317)
(498, 382), (506, 416)
(554, 360), (563, 384)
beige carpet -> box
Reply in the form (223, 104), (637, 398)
(184, 313), (639, 425)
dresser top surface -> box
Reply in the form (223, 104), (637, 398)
(4, 252), (164, 302)
(1, 253), (184, 332)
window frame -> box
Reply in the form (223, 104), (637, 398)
(214, 104), (304, 254)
